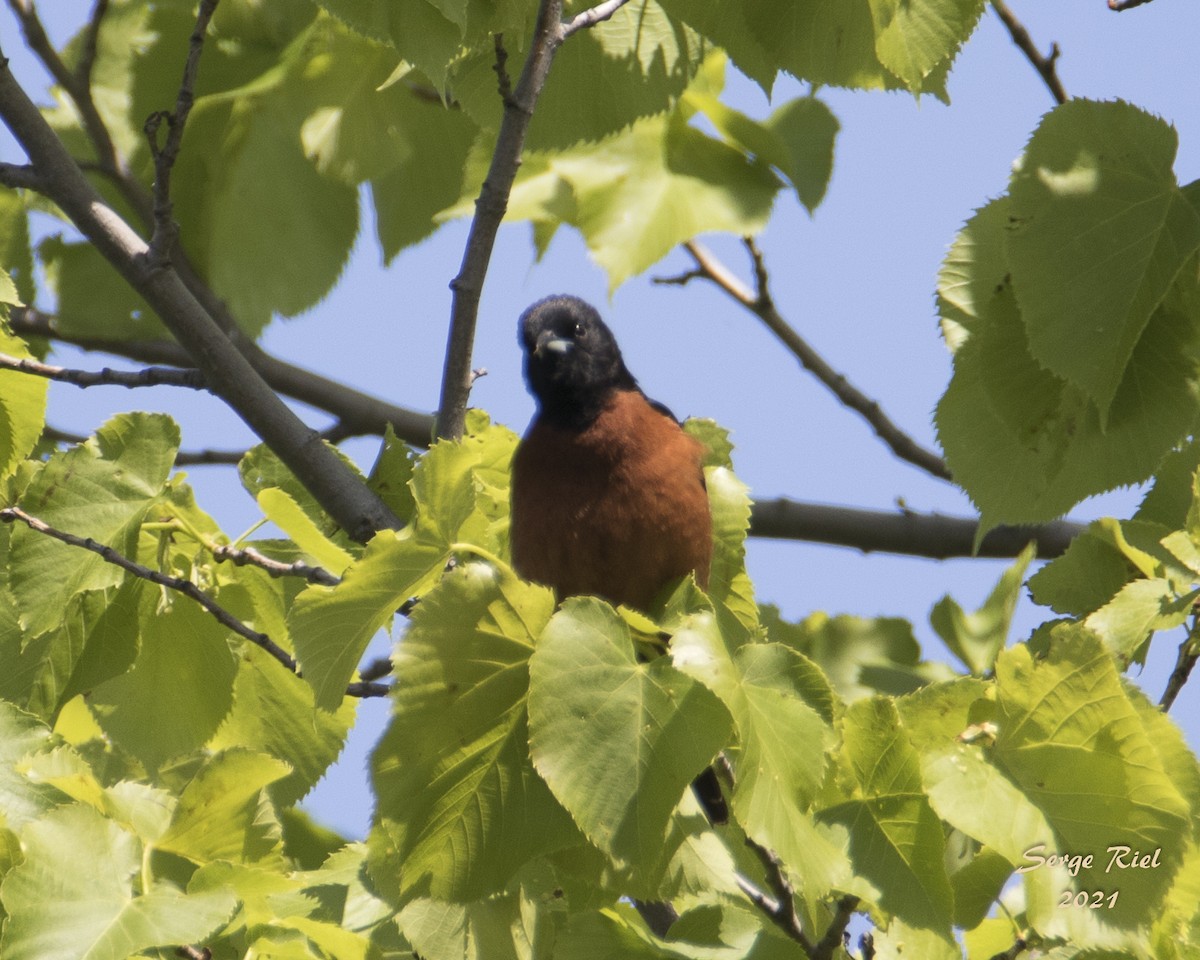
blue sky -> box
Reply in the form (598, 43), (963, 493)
(3, 2), (1198, 837)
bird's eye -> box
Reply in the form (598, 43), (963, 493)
(573, 321), (586, 338)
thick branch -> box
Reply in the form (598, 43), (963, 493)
(0, 351), (207, 389)
(0, 54), (399, 542)
(8, 307), (436, 445)
(991, 0), (1067, 105)
(749, 498), (1083, 559)
(436, 0), (628, 439)
(1108, 0), (1154, 10)
(670, 241), (953, 482)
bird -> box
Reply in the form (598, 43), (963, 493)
(510, 294), (726, 823)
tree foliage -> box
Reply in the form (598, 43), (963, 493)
(0, 1), (1198, 959)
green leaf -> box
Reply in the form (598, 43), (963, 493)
(409, 415), (519, 552)
(371, 90), (479, 260)
(0, 804), (236, 960)
(867, 0), (986, 93)
(0, 190), (34, 305)
(367, 425), (418, 523)
(1007, 100), (1200, 417)
(937, 198), (1014, 352)
(398, 880), (560, 960)
(935, 280), (1200, 530)
(0, 321), (47, 482)
(704, 465), (756, 626)
(39, 237), (165, 340)
(930, 545), (1034, 675)
(528, 598), (733, 869)
(770, 610), (956, 702)
(289, 528), (446, 711)
(817, 698), (954, 933)
(257, 488), (356, 575)
(1083, 577), (1193, 661)
(671, 614), (847, 897)
(9, 413), (179, 638)
(156, 748), (291, 865)
(368, 563), (577, 902)
(1027, 522), (1136, 617)
(209, 644), (357, 807)
(992, 627), (1192, 928)
(656, 0), (777, 93)
(0, 701), (69, 830)
(88, 588), (239, 771)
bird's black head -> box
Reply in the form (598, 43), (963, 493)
(519, 295), (638, 428)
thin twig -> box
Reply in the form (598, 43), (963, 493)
(41, 425), (245, 465)
(76, 0), (110, 91)
(0, 351), (207, 389)
(990, 0), (1067, 104)
(210, 543), (340, 586)
(1108, 0), (1154, 10)
(436, 0), (631, 439)
(358, 656), (393, 683)
(176, 947), (211, 960)
(741, 838), (814, 951)
(493, 33), (514, 107)
(1160, 624), (1199, 711)
(664, 241), (953, 482)
(145, 0), (219, 264)
(0, 506), (390, 699)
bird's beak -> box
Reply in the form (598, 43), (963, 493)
(535, 332), (573, 357)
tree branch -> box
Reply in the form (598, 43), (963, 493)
(8, 306), (436, 446)
(75, 0), (110, 93)
(0, 52), (399, 542)
(666, 241), (953, 482)
(144, 0), (218, 264)
(0, 351), (207, 389)
(42, 424), (246, 465)
(749, 498), (1082, 559)
(209, 542), (340, 587)
(0, 160), (45, 191)
(561, 0), (632, 38)
(436, 0), (627, 439)
(1107, 0), (1154, 10)
(991, 0), (1068, 105)
(1160, 622), (1199, 711)
(0, 505), (389, 698)
(739, 838), (814, 952)
(812, 896), (859, 960)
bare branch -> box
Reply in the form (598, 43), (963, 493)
(0, 504), (297, 669)
(436, 0), (568, 439)
(991, 1), (1068, 105)
(175, 947), (211, 960)
(812, 896), (860, 960)
(738, 839), (814, 951)
(1160, 621), (1199, 711)
(210, 543), (340, 587)
(987, 936), (1029, 960)
(145, 0), (219, 264)
(4, 0), (126, 182)
(0, 53), (399, 541)
(749, 498), (1083, 559)
(672, 240), (953, 482)
(0, 160), (45, 191)
(561, 0), (632, 38)
(76, 0), (110, 91)
(0, 351), (207, 389)
(42, 425), (245, 465)
(0, 505), (391, 698)
(7, 306), (436, 446)
(1108, 0), (1155, 10)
